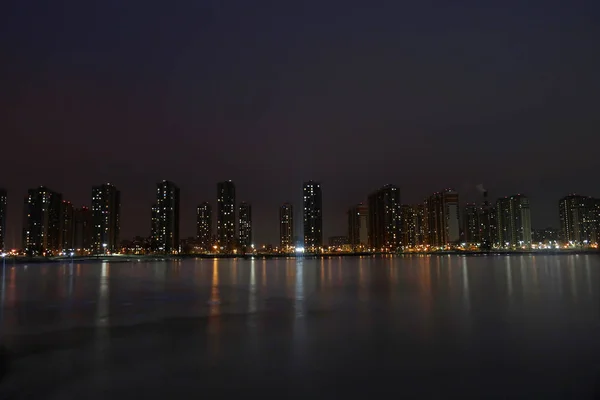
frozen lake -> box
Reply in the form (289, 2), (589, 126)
(1, 255), (599, 398)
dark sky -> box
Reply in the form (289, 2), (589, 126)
(1, 0), (599, 247)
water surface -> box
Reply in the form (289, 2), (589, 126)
(1, 255), (599, 398)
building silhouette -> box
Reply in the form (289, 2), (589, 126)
(303, 181), (323, 251)
(559, 194), (597, 244)
(151, 180), (180, 253)
(91, 183), (121, 253)
(23, 186), (62, 256)
(196, 202), (212, 251)
(238, 201), (252, 251)
(496, 194), (532, 248)
(463, 203), (480, 244)
(74, 206), (92, 252)
(60, 200), (75, 251)
(368, 184), (401, 251)
(279, 203), (294, 251)
(425, 189), (460, 247)
(0, 188), (6, 251)
(348, 203), (368, 250)
(217, 180), (236, 251)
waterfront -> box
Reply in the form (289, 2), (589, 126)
(1, 255), (599, 398)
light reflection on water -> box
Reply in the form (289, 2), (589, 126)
(0, 255), (596, 339)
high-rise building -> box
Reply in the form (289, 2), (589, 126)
(303, 181), (323, 251)
(22, 186), (62, 256)
(91, 183), (121, 253)
(0, 188), (6, 251)
(348, 203), (368, 250)
(217, 180), (236, 250)
(238, 202), (252, 251)
(414, 204), (428, 246)
(426, 189), (460, 247)
(400, 204), (416, 248)
(151, 180), (180, 253)
(368, 184), (401, 251)
(559, 194), (597, 245)
(60, 200), (75, 251)
(74, 206), (92, 252)
(479, 190), (497, 249)
(328, 236), (348, 247)
(496, 194), (532, 248)
(463, 203), (480, 244)
(279, 203), (294, 251)
(196, 202), (212, 251)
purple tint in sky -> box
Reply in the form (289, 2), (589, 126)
(1, 0), (599, 246)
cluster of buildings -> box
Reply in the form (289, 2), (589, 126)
(0, 183), (598, 256)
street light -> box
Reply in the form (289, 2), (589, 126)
(102, 243), (107, 255)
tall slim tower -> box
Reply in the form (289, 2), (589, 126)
(217, 180), (236, 250)
(348, 203), (368, 250)
(91, 183), (121, 253)
(23, 186), (62, 256)
(280, 203), (294, 251)
(0, 188), (6, 251)
(479, 190), (497, 249)
(74, 206), (92, 252)
(303, 181), (323, 251)
(196, 202), (212, 251)
(60, 200), (75, 251)
(463, 203), (480, 244)
(368, 184), (401, 251)
(238, 202), (252, 251)
(152, 180), (180, 253)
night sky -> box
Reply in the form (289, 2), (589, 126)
(1, 0), (599, 247)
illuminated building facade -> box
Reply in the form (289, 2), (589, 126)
(279, 203), (294, 251)
(23, 186), (62, 256)
(60, 200), (75, 251)
(303, 181), (323, 251)
(196, 202), (212, 251)
(74, 206), (92, 252)
(463, 203), (480, 244)
(496, 194), (532, 248)
(238, 201), (252, 251)
(368, 184), (401, 251)
(426, 189), (460, 247)
(151, 180), (180, 253)
(217, 180), (236, 250)
(91, 183), (120, 253)
(559, 194), (597, 244)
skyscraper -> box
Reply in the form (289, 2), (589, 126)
(463, 203), (480, 244)
(238, 202), (252, 251)
(60, 200), (75, 251)
(368, 184), (401, 251)
(196, 202), (212, 251)
(279, 203), (294, 251)
(303, 181), (323, 251)
(217, 180), (236, 251)
(559, 194), (597, 244)
(0, 188), (6, 251)
(348, 203), (368, 250)
(400, 204), (416, 248)
(152, 180), (180, 253)
(479, 190), (497, 249)
(23, 186), (62, 256)
(91, 183), (121, 253)
(414, 203), (428, 246)
(74, 206), (92, 252)
(426, 189), (460, 247)
(496, 194), (532, 248)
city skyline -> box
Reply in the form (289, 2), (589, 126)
(1, 181), (600, 248)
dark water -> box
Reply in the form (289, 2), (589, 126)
(0, 255), (599, 398)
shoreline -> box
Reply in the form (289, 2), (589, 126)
(2, 249), (599, 264)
